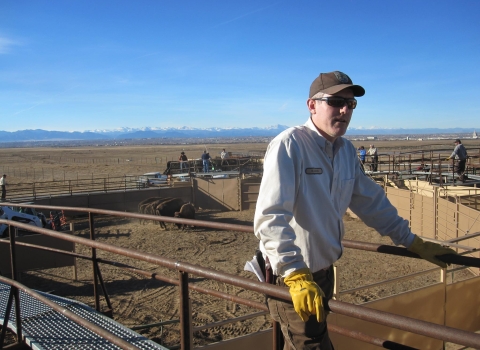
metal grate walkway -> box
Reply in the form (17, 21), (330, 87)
(0, 281), (168, 349)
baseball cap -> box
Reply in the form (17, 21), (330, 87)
(309, 71), (365, 98)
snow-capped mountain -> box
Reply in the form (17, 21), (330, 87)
(0, 125), (478, 143)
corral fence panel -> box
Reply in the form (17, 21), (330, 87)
(386, 186), (480, 276)
(31, 186), (193, 215)
(240, 178), (261, 211)
(193, 177), (240, 211)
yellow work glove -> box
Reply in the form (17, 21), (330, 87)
(407, 236), (457, 268)
(283, 268), (325, 322)
(445, 158), (450, 161)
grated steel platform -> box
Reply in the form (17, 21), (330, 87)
(0, 281), (168, 349)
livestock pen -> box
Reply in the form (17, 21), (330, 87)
(0, 200), (479, 349)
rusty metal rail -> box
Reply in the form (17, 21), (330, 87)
(1, 203), (480, 349)
(13, 202), (478, 267)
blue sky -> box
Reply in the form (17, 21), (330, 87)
(1, 1), (479, 132)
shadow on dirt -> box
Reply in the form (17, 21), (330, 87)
(75, 229), (132, 239)
(70, 216), (133, 231)
(18, 271), (175, 299)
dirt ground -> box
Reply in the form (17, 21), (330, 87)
(0, 141), (475, 348)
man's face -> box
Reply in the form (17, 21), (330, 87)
(307, 89), (355, 143)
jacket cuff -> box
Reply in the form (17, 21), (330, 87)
(404, 233), (416, 248)
(279, 261), (309, 278)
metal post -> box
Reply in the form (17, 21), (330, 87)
(89, 213), (100, 311)
(238, 177), (243, 211)
(273, 320), (284, 350)
(9, 226), (18, 282)
(71, 223), (78, 281)
(439, 158), (443, 187)
(8, 225), (23, 344)
(429, 158), (433, 184)
(0, 288), (15, 346)
(442, 266), (448, 343)
(179, 270), (192, 350)
(451, 158), (455, 185)
(455, 195), (459, 241)
(434, 187), (439, 240)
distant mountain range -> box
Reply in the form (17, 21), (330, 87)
(0, 126), (478, 142)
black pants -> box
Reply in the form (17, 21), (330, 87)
(267, 266), (335, 350)
(1, 185), (5, 199)
(455, 159), (466, 176)
(455, 159), (466, 181)
(371, 156), (378, 171)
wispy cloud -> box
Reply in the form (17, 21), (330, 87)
(9, 84), (80, 117)
(210, 2), (284, 29)
(11, 102), (44, 116)
(0, 36), (21, 54)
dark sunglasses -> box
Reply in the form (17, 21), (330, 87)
(313, 97), (357, 109)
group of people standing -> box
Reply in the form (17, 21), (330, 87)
(356, 140), (468, 182)
(357, 144), (378, 171)
(177, 148), (229, 173)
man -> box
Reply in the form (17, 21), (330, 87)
(0, 174), (6, 200)
(368, 144), (378, 171)
(357, 146), (366, 165)
(201, 150), (211, 173)
(220, 148), (229, 166)
(179, 151), (188, 172)
(447, 139), (468, 182)
(254, 71), (457, 349)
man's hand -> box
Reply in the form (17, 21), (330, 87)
(446, 158), (451, 161)
(407, 236), (457, 268)
(283, 268), (325, 322)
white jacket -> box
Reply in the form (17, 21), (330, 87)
(254, 118), (415, 277)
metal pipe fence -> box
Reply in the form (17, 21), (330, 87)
(364, 147), (480, 176)
(4, 175), (154, 201)
(1, 203), (480, 349)
(3, 157), (265, 202)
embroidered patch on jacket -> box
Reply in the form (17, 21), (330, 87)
(305, 168), (323, 174)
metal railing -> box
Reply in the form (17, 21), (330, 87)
(1, 203), (480, 349)
(3, 175), (165, 201)
(3, 158), (265, 202)
(164, 157), (263, 175)
(367, 147), (480, 180)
